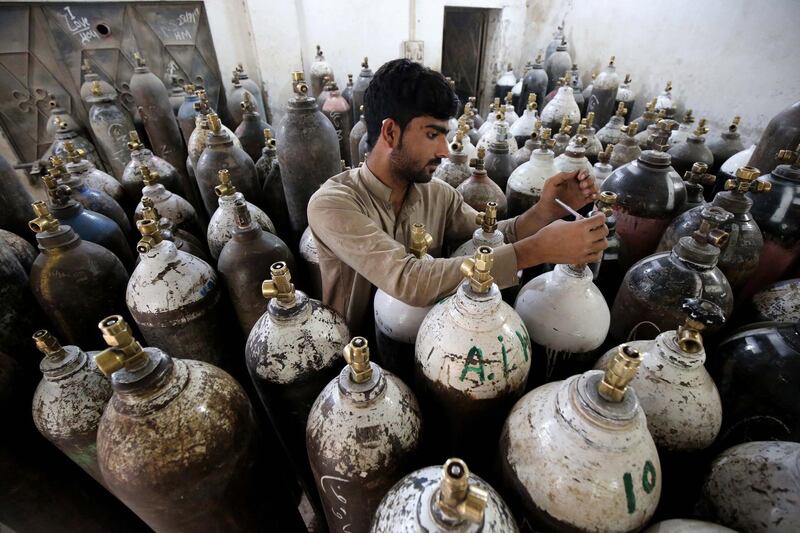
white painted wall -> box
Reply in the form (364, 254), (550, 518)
(519, 0), (800, 144)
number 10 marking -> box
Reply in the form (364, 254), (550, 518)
(623, 460), (657, 514)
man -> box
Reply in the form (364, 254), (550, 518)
(308, 59), (607, 333)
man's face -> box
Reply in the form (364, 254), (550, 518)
(389, 115), (451, 184)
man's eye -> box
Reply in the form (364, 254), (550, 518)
(427, 132), (438, 140)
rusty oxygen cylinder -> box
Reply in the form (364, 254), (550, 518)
(62, 141), (126, 206)
(500, 346), (661, 531)
(167, 76), (185, 115)
(0, 234), (43, 361)
(128, 53), (192, 205)
(126, 219), (234, 368)
(45, 117), (105, 171)
(138, 198), (210, 263)
(235, 63), (270, 123)
(122, 130), (183, 201)
(227, 73), (254, 129)
(352, 57), (373, 124)
(40, 175), (134, 270)
(456, 147), (508, 219)
(255, 129), (293, 239)
(133, 166), (204, 241)
(195, 112), (263, 218)
(307, 336), (422, 533)
(0, 228), (36, 272)
(31, 330), (111, 484)
(28, 203), (129, 347)
(46, 95), (82, 138)
(0, 153), (34, 243)
(415, 247), (531, 474)
(747, 100), (800, 174)
(299, 227), (323, 300)
(322, 80), (354, 167)
(246, 261), (349, 528)
(218, 201), (295, 334)
(187, 90), (243, 174)
(93, 315), (306, 532)
(668, 118), (714, 178)
(371, 457), (519, 532)
(86, 80), (136, 178)
(309, 44), (334, 98)
(50, 155), (131, 238)
(277, 71), (341, 237)
(350, 105), (367, 167)
(79, 59), (115, 107)
(207, 169), (274, 259)
(235, 92), (271, 163)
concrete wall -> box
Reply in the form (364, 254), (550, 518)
(520, 0), (800, 144)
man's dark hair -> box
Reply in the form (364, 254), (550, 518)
(363, 59), (458, 149)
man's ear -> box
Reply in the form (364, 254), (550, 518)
(380, 118), (401, 149)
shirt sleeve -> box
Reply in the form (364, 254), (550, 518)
(308, 186), (519, 308)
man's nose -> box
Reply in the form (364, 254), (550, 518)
(435, 134), (450, 159)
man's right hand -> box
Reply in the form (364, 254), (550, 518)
(512, 212), (609, 270)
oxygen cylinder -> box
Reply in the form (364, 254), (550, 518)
(0, 153), (35, 242)
(308, 44), (334, 97)
(587, 57), (621, 130)
(611, 206), (734, 343)
(601, 120), (686, 266)
(553, 131), (593, 176)
(342, 73), (354, 110)
(352, 57), (373, 124)
(506, 129), (556, 216)
(122, 131), (183, 202)
(218, 201), (295, 333)
(128, 53), (188, 196)
(539, 75), (580, 134)
(227, 74), (254, 129)
(46, 95), (82, 138)
(511, 132), (536, 170)
(520, 54), (548, 119)
(137, 198), (209, 263)
(415, 247), (531, 472)
(544, 40), (571, 94)
(544, 23), (564, 61)
(484, 120), (517, 191)
(255, 129), (293, 239)
(494, 64), (516, 101)
(0, 228), (36, 272)
(207, 169), (274, 259)
(499, 345), (661, 532)
(246, 261), (348, 527)
(643, 520), (735, 533)
(594, 145), (614, 185)
(433, 127), (472, 188)
(747, 100), (800, 174)
(62, 142), (126, 206)
(133, 166), (203, 241)
(234, 92), (271, 163)
(196, 112), (262, 218)
(708, 116), (745, 176)
(47, 117), (104, 171)
(28, 203), (129, 347)
(669, 109), (695, 147)
(700, 441), (800, 533)
(502, 91), (519, 126)
(307, 336), (422, 533)
(658, 166), (770, 290)
(654, 81), (676, 118)
(94, 315), (304, 532)
(751, 278), (800, 323)
(31, 330), (111, 484)
(631, 98), (659, 134)
(477, 106), (518, 154)
(300, 227), (323, 300)
(581, 112), (604, 164)
(127, 219), (233, 367)
(589, 192), (626, 303)
(234, 63), (269, 122)
(596, 102), (629, 149)
(277, 72), (341, 236)
(85, 80), (135, 178)
(668, 118), (714, 178)
(177, 84), (201, 145)
(456, 148), (508, 219)
(510, 94), (539, 149)
(614, 74), (636, 123)
(373, 224), (434, 384)
(371, 458), (519, 532)
(187, 90), (242, 173)
(322, 80), (354, 167)
(610, 123), (642, 169)
(0, 236), (43, 360)
(350, 106), (368, 167)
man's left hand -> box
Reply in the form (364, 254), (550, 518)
(538, 170), (599, 221)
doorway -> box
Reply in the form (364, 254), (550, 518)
(441, 7), (489, 111)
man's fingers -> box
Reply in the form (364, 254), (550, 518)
(547, 170), (580, 185)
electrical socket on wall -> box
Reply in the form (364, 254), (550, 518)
(403, 40), (424, 63)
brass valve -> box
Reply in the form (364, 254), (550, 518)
(534, 53), (543, 64)
(233, 198), (251, 229)
(684, 162), (716, 187)
(527, 93), (537, 111)
(594, 190), (617, 216)
(32, 330), (67, 360)
(725, 166), (771, 194)
(184, 83), (196, 95)
(133, 52), (146, 68)
(63, 141), (87, 164)
(127, 130), (144, 151)
(81, 59), (93, 75)
(623, 73), (631, 84)
(585, 112), (595, 127)
(494, 108), (506, 122)
(469, 147), (486, 171)
(460, 246), (494, 294)
(136, 219), (163, 253)
(505, 91), (513, 105)
(55, 117), (70, 132)
(677, 298), (725, 354)
(450, 131), (464, 153)
(291, 71), (308, 96)
(692, 206), (732, 248)
(540, 128), (552, 141)
(48, 155), (67, 177)
(648, 119), (678, 151)
(598, 144), (613, 164)
(728, 116), (741, 133)
(240, 91), (256, 113)
(263, 128), (276, 149)
(598, 345), (641, 402)
(90, 80), (103, 97)
(615, 102), (627, 117)
(573, 134), (588, 147)
(558, 117), (571, 135)
(347, 73), (353, 84)
(436, 458), (488, 525)
(361, 56), (369, 69)
(682, 109), (694, 124)
(409, 223), (433, 259)
(343, 337), (372, 384)
(476, 202), (498, 233)
(608, 55), (616, 67)
(94, 315), (148, 377)
(776, 145), (800, 167)
(214, 169), (237, 197)
(562, 71), (572, 86)
(137, 165), (160, 186)
(140, 196), (160, 222)
(261, 261), (297, 305)
(29, 201), (60, 234)
(231, 72), (242, 86)
(235, 63), (245, 74)
(207, 112), (222, 134)
(664, 81), (672, 92)
(693, 118), (709, 137)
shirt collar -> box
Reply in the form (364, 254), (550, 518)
(360, 162), (422, 209)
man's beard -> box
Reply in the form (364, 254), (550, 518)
(389, 134), (441, 184)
